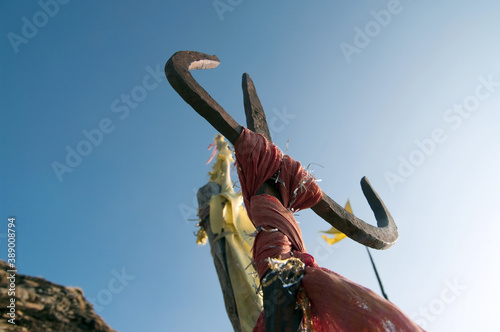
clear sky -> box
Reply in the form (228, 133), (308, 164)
(1, 1), (499, 331)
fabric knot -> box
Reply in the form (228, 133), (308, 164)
(234, 128), (322, 277)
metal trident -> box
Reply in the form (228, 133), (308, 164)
(165, 51), (398, 250)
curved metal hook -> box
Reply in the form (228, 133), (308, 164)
(165, 51), (242, 144)
(312, 177), (398, 249)
(165, 51), (398, 250)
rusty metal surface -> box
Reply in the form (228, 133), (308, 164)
(241, 72), (284, 200)
(165, 51), (242, 145)
(242, 72), (301, 332)
(165, 50), (399, 250)
(242, 73), (273, 142)
(311, 177), (398, 249)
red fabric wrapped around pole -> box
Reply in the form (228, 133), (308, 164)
(235, 128), (424, 332)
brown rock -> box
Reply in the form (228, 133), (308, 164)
(0, 260), (115, 332)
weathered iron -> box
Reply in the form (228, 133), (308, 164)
(165, 50), (398, 250)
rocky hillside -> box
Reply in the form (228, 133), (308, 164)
(0, 260), (115, 332)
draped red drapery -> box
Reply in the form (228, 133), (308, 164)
(234, 128), (424, 332)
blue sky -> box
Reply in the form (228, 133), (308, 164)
(1, 1), (499, 331)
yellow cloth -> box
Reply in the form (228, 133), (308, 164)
(320, 200), (351, 245)
(203, 135), (262, 332)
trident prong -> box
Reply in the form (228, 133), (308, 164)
(165, 50), (398, 250)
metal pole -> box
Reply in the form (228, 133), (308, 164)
(365, 247), (389, 301)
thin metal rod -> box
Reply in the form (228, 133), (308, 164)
(365, 247), (389, 300)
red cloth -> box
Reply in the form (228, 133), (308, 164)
(235, 128), (424, 332)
